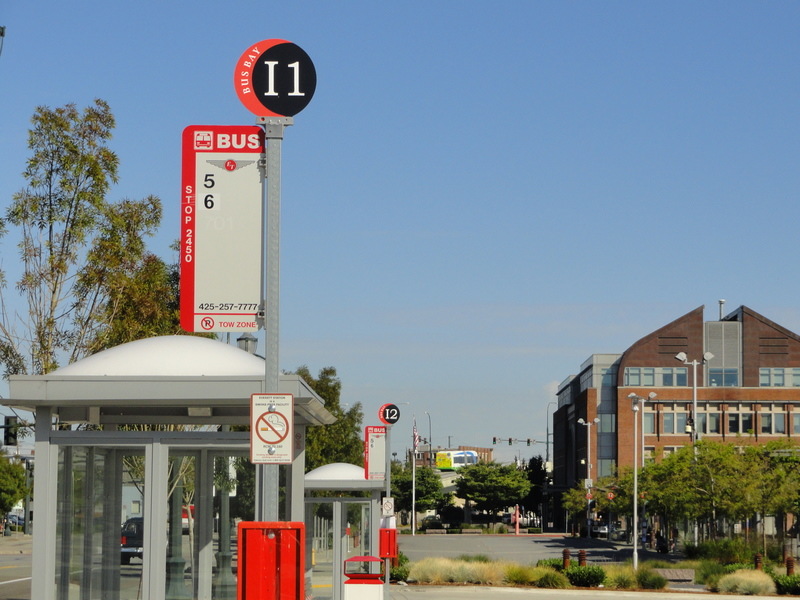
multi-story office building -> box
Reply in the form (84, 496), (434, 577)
(552, 303), (800, 499)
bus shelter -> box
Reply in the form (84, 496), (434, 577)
(304, 463), (384, 600)
(7, 335), (335, 600)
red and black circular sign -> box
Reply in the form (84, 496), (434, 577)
(234, 39), (316, 117)
(378, 403), (400, 425)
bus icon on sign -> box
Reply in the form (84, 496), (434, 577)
(193, 131), (213, 150)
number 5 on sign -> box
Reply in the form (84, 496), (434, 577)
(234, 39), (317, 117)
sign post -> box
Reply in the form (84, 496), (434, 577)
(233, 38), (316, 522)
(180, 38), (316, 522)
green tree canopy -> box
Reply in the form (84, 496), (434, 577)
(0, 453), (27, 514)
(391, 463), (445, 513)
(0, 99), (166, 376)
(294, 365), (364, 472)
(455, 462), (531, 518)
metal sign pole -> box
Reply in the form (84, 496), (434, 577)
(255, 116), (293, 521)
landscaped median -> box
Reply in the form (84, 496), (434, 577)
(392, 553), (800, 595)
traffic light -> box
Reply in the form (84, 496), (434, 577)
(526, 438), (531, 446)
(4, 416), (18, 446)
(508, 438), (512, 445)
(492, 437), (497, 445)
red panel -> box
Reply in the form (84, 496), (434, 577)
(378, 528), (397, 558)
(238, 522), (305, 600)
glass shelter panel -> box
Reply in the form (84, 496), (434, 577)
(56, 446), (146, 600)
(306, 499), (374, 600)
(53, 442), (250, 600)
(165, 454), (197, 599)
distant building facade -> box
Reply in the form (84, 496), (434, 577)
(552, 304), (800, 499)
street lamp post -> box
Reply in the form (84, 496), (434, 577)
(675, 351), (714, 444)
(628, 392), (656, 570)
(577, 417), (599, 536)
(675, 351), (713, 546)
(545, 401), (557, 532)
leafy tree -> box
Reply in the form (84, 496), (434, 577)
(0, 453), (27, 514)
(642, 447), (699, 527)
(742, 439), (800, 552)
(455, 462), (531, 519)
(294, 366), (364, 471)
(0, 99), (164, 376)
(391, 463), (445, 513)
(522, 455), (548, 515)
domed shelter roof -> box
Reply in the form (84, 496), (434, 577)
(53, 335), (265, 377)
(305, 463), (384, 491)
(8, 335), (335, 427)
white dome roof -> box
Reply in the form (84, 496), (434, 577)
(53, 335), (263, 377)
(305, 463), (365, 481)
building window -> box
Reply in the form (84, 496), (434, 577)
(597, 458), (615, 478)
(643, 413), (655, 434)
(742, 412), (753, 433)
(663, 412), (674, 434)
(775, 413), (786, 434)
(625, 367), (688, 386)
(708, 412), (721, 434)
(793, 414), (800, 434)
(760, 368), (795, 387)
(597, 414), (616, 433)
(728, 413), (739, 434)
(694, 413), (705, 435)
(727, 412), (752, 434)
(676, 412), (687, 434)
(708, 368), (739, 387)
(761, 413), (772, 434)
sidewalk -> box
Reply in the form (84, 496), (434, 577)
(0, 532), (31, 555)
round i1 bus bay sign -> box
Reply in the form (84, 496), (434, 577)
(234, 39), (316, 117)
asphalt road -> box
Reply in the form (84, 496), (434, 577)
(399, 532), (638, 564)
(0, 534), (30, 600)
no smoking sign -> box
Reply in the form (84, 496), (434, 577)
(250, 394), (294, 464)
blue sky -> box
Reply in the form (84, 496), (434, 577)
(2, 2), (800, 463)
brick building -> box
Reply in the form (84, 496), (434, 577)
(552, 303), (800, 508)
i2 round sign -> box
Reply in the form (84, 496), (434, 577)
(234, 39), (317, 117)
(378, 403), (400, 425)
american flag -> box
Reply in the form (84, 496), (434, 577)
(413, 419), (420, 451)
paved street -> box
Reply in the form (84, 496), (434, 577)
(398, 532), (633, 565)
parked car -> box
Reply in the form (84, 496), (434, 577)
(591, 522), (608, 536)
(120, 517), (144, 564)
(419, 515), (443, 531)
(6, 514), (24, 527)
